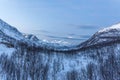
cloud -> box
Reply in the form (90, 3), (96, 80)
(34, 29), (52, 34)
(67, 24), (99, 29)
(68, 34), (90, 38)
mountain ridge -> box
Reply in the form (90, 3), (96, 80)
(0, 19), (120, 52)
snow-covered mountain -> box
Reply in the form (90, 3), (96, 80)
(0, 19), (120, 80)
(77, 23), (120, 50)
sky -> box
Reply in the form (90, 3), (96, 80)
(0, 0), (120, 43)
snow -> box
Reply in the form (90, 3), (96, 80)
(61, 56), (97, 73)
(0, 19), (24, 40)
(0, 44), (15, 58)
(98, 23), (120, 33)
(79, 22), (120, 48)
(0, 19), (120, 80)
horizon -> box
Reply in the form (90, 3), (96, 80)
(0, 0), (120, 43)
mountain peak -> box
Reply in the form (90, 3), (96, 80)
(24, 34), (39, 41)
(98, 23), (120, 33)
(78, 23), (120, 49)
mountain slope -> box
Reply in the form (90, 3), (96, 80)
(78, 23), (120, 50)
(0, 19), (120, 80)
(0, 19), (24, 40)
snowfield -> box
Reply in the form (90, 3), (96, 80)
(0, 44), (15, 58)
